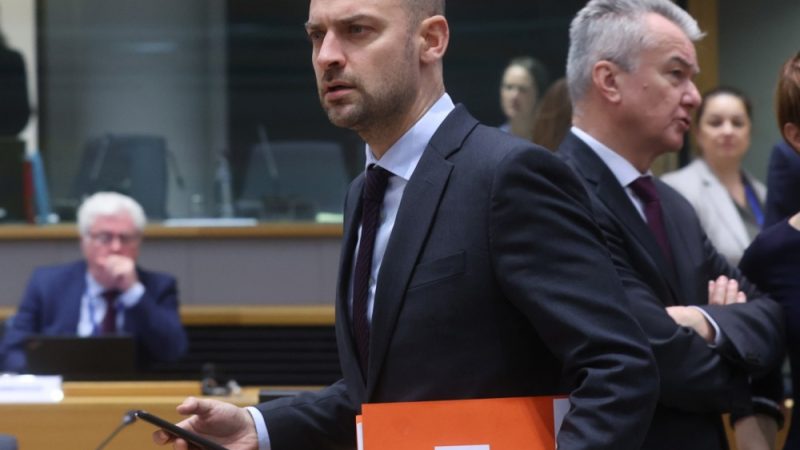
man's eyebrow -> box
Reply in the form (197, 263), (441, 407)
(671, 55), (700, 74)
(305, 14), (375, 31)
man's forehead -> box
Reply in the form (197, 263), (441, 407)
(308, 0), (404, 23)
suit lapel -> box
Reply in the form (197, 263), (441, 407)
(61, 261), (88, 332)
(657, 183), (701, 305)
(334, 175), (369, 395)
(560, 133), (681, 304)
(365, 106), (472, 396)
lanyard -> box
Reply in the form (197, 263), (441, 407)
(743, 177), (764, 228)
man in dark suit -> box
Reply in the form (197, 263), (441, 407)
(557, 1), (785, 449)
(0, 192), (187, 372)
(154, 1), (659, 449)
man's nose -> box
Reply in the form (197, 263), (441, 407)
(315, 33), (344, 69)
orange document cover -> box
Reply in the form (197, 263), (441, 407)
(357, 395), (568, 450)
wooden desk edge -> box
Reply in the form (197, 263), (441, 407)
(0, 222), (343, 240)
(0, 305), (335, 326)
(179, 305), (335, 326)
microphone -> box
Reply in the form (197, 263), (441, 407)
(95, 410), (137, 450)
(166, 145), (186, 190)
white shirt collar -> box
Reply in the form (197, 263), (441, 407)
(365, 93), (455, 180)
(570, 126), (651, 186)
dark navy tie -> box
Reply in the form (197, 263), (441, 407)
(352, 164), (391, 377)
(629, 176), (674, 266)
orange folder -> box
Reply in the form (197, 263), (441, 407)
(357, 396), (568, 450)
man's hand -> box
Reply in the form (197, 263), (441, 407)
(152, 397), (259, 450)
(665, 306), (715, 343)
(708, 275), (747, 305)
(734, 414), (778, 450)
(98, 254), (138, 291)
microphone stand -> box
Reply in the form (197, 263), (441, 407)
(95, 410), (137, 450)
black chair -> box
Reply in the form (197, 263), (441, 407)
(237, 140), (350, 221)
(55, 134), (169, 220)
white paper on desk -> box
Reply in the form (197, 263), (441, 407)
(0, 374), (63, 403)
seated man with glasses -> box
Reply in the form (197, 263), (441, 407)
(0, 192), (188, 373)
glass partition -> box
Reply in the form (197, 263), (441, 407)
(10, 0), (590, 224)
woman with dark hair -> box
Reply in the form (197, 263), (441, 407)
(498, 55), (549, 141)
(739, 50), (800, 450)
(662, 86), (766, 265)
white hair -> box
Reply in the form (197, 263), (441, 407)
(566, 0), (704, 105)
(77, 192), (147, 237)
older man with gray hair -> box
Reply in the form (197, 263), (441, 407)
(0, 191), (187, 373)
(557, 1), (785, 449)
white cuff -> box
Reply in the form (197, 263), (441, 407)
(689, 306), (722, 347)
(246, 406), (271, 450)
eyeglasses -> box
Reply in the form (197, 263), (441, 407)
(87, 232), (141, 247)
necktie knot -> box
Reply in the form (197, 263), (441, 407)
(629, 176), (659, 203)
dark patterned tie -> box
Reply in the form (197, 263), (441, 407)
(629, 176), (674, 266)
(352, 164), (391, 377)
(100, 290), (120, 334)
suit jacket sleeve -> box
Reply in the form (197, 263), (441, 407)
(0, 269), (47, 372)
(489, 147), (659, 450)
(123, 271), (188, 363)
(257, 379), (357, 450)
(600, 223), (752, 412)
(669, 193), (786, 377)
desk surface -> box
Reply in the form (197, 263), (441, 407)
(0, 381), (262, 450)
(0, 304), (336, 325)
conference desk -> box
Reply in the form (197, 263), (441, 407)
(0, 381), (276, 449)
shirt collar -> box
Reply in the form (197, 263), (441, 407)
(85, 271), (105, 297)
(365, 93), (455, 181)
(571, 126), (651, 187)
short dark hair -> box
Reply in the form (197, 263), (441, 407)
(407, 0), (445, 23)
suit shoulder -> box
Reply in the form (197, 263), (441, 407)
(31, 260), (85, 280)
(137, 267), (177, 287)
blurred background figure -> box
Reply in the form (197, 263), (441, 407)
(0, 191), (188, 373)
(0, 24), (30, 137)
(661, 86), (765, 265)
(498, 55), (549, 141)
(530, 77), (572, 151)
(764, 139), (800, 227)
(739, 50), (800, 450)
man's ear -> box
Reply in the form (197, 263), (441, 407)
(418, 15), (449, 64)
(784, 122), (800, 154)
(592, 60), (623, 103)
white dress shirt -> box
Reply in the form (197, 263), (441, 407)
(77, 272), (145, 336)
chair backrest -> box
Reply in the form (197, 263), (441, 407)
(238, 140), (350, 220)
(72, 134), (168, 219)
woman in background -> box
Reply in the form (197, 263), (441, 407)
(498, 56), (548, 141)
(739, 50), (800, 450)
(662, 87), (766, 265)
(530, 77), (572, 151)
